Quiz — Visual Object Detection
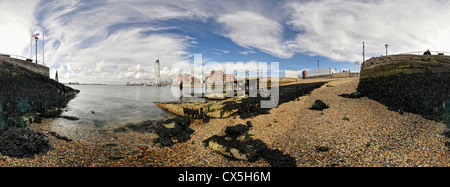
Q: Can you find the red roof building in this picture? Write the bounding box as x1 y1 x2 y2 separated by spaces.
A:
206 70 234 82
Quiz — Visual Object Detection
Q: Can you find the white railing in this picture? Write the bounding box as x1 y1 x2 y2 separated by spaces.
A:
399 51 450 56
0 52 46 66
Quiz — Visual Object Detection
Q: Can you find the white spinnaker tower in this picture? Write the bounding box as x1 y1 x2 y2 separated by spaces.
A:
155 56 160 85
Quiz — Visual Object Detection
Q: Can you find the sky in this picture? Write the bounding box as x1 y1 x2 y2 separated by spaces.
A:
1 0 450 84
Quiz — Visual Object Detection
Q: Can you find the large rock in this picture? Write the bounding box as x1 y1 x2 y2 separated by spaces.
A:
224 122 252 140
203 135 263 161
358 72 450 120
114 116 194 147
310 100 329 111
0 127 51 158
207 138 254 161
203 122 296 167
339 92 363 99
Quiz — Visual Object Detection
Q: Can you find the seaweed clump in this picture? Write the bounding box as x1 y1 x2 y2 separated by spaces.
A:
113 116 194 147
0 126 52 158
203 121 296 167
358 72 450 121
221 82 326 119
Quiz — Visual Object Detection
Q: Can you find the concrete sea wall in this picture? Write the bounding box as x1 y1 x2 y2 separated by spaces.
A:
0 59 78 129
360 54 450 79
358 54 450 121
0 55 49 77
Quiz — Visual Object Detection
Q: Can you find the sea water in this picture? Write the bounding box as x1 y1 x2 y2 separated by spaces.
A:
54 85 204 128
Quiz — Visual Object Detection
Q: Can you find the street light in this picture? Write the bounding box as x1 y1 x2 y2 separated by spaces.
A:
363 42 365 62
34 36 39 63
385 44 389 56
317 60 320 70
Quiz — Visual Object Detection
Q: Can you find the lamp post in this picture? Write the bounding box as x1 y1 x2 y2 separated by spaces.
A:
34 36 39 63
385 44 389 56
363 42 365 62
317 60 320 70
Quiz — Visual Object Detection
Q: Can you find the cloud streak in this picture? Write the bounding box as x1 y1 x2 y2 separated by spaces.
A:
285 0 450 61
37 0 199 83
217 11 295 59
0 0 40 56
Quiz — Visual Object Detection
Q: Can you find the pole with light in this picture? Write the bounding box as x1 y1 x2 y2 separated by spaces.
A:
385 44 389 56
362 42 365 62
34 36 39 63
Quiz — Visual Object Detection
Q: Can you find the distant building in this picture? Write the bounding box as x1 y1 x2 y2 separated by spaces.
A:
285 70 300 78
206 70 234 82
177 73 191 83
304 68 336 78
190 77 200 83
177 73 200 83
303 68 359 79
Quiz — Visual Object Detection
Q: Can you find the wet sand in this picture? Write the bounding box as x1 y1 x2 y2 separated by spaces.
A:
1 77 449 167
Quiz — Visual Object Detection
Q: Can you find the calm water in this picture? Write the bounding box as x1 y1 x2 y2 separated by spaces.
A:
56 85 203 128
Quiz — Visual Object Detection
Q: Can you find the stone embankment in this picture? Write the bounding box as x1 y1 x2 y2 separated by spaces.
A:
0 59 79 158
360 54 450 79
358 54 450 122
0 55 49 77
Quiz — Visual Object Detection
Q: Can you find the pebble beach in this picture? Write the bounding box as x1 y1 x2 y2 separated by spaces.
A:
1 77 449 167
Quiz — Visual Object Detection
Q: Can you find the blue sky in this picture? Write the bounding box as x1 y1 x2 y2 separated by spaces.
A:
1 0 450 83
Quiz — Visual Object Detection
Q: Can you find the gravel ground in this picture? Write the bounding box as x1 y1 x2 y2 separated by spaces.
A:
1 77 449 167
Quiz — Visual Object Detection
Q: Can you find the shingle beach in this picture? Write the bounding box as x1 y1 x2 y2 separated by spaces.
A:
1 77 449 167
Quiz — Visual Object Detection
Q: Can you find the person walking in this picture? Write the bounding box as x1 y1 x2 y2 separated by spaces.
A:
179 81 183 103
423 49 432 55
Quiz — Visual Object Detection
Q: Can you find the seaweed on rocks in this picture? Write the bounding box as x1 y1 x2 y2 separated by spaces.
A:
0 59 78 158
182 107 210 122
203 122 296 167
0 60 79 129
48 131 73 142
309 100 329 111
0 126 52 158
358 73 450 121
114 116 194 147
224 124 251 139
339 92 363 99
221 82 326 119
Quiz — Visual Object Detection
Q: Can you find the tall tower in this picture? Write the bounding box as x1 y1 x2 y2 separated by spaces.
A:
154 54 161 86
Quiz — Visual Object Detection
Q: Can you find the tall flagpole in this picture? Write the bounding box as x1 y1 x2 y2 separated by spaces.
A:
30 34 33 59
35 36 38 63
42 27 45 65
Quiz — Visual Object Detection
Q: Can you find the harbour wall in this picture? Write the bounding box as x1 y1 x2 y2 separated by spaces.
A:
358 54 450 121
0 55 49 77
360 54 450 79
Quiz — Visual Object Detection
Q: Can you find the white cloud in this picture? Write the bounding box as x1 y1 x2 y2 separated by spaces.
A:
57 29 193 83
239 50 256 55
285 0 450 62
36 1 197 83
95 61 107 73
0 0 40 56
217 11 295 59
